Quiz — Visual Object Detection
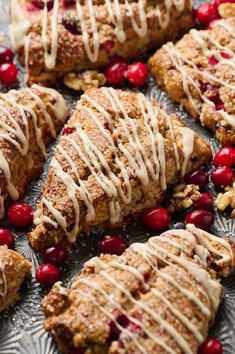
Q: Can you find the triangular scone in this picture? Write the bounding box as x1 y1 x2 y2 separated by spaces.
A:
42 225 235 354
0 246 31 312
0 86 69 218
10 0 193 85
29 88 211 252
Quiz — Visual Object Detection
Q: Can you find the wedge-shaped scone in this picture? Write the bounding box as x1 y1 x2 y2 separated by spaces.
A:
0 86 69 218
0 246 31 312
42 224 235 354
10 0 193 85
149 18 235 146
29 88 211 252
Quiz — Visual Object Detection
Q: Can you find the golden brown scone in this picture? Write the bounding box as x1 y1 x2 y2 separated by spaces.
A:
149 18 235 146
10 0 193 85
28 88 212 252
0 246 31 312
42 224 235 354
0 85 69 218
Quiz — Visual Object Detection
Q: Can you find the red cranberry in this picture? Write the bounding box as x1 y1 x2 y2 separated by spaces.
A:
140 207 170 231
211 166 235 188
0 228 15 248
32 0 54 10
200 81 210 93
208 55 218 66
42 245 66 266
109 55 126 65
198 338 223 354
194 193 214 211
0 63 18 85
99 236 128 255
207 18 221 29
101 39 114 51
213 147 235 167
185 170 208 188
36 264 61 286
105 61 127 85
185 210 214 230
62 126 76 135
221 51 232 59
8 202 33 227
208 88 224 111
196 3 218 26
0 46 14 65
214 0 235 6
126 62 148 86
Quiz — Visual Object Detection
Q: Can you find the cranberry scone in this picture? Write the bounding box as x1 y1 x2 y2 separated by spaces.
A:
149 18 235 146
28 88 211 252
9 0 194 85
0 246 31 312
42 224 235 354
0 86 69 218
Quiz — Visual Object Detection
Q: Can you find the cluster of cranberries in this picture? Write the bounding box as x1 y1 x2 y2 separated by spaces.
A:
105 56 148 87
195 0 235 28
0 46 18 85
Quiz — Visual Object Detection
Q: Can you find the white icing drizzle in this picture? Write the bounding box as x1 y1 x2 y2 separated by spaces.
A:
0 87 68 216
179 127 195 177
164 21 235 128
9 0 31 50
0 259 7 297
71 227 231 352
36 88 196 241
19 0 188 72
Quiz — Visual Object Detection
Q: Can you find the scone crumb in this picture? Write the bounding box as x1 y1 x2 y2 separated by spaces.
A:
215 182 235 216
218 3 235 18
64 70 107 91
167 183 200 213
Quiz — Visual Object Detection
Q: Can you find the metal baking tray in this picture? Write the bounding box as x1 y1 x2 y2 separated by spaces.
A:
0 1 235 353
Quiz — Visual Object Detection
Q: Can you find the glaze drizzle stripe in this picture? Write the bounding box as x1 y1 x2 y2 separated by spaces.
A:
0 260 7 298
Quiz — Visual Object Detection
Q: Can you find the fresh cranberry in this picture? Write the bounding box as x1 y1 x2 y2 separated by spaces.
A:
211 166 235 188
8 202 33 227
0 228 15 248
198 338 223 354
36 264 61 286
126 62 148 86
105 61 127 85
62 126 76 135
185 210 214 230
213 147 235 167
0 46 14 65
99 236 128 255
101 39 114 51
0 63 18 85
140 207 170 230
194 193 214 211
196 3 218 26
207 18 221 29
185 170 208 188
42 245 66 266
32 0 54 10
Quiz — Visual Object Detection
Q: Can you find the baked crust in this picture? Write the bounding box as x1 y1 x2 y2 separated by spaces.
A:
0 246 31 312
10 0 193 85
149 18 235 146
0 86 69 218
28 88 211 252
42 224 234 354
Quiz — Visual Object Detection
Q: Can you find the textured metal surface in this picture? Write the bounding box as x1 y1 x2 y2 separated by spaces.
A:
0 1 235 353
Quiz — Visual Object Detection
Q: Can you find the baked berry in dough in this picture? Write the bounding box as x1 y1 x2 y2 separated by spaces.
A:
9 0 194 85
42 224 235 354
149 18 235 146
29 88 211 252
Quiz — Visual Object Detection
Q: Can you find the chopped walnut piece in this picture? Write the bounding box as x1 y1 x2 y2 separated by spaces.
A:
167 183 201 213
215 181 235 216
218 3 235 18
63 70 107 91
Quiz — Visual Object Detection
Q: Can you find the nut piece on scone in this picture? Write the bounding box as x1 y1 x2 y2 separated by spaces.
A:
0 85 69 219
149 18 235 146
0 246 31 312
42 224 235 354
28 88 211 252
9 0 194 85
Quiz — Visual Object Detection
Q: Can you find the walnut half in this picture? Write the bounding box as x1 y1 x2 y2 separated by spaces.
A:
215 182 235 217
64 70 107 91
167 183 201 213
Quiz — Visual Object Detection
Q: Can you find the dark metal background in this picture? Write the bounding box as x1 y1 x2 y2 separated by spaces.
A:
0 1 235 353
